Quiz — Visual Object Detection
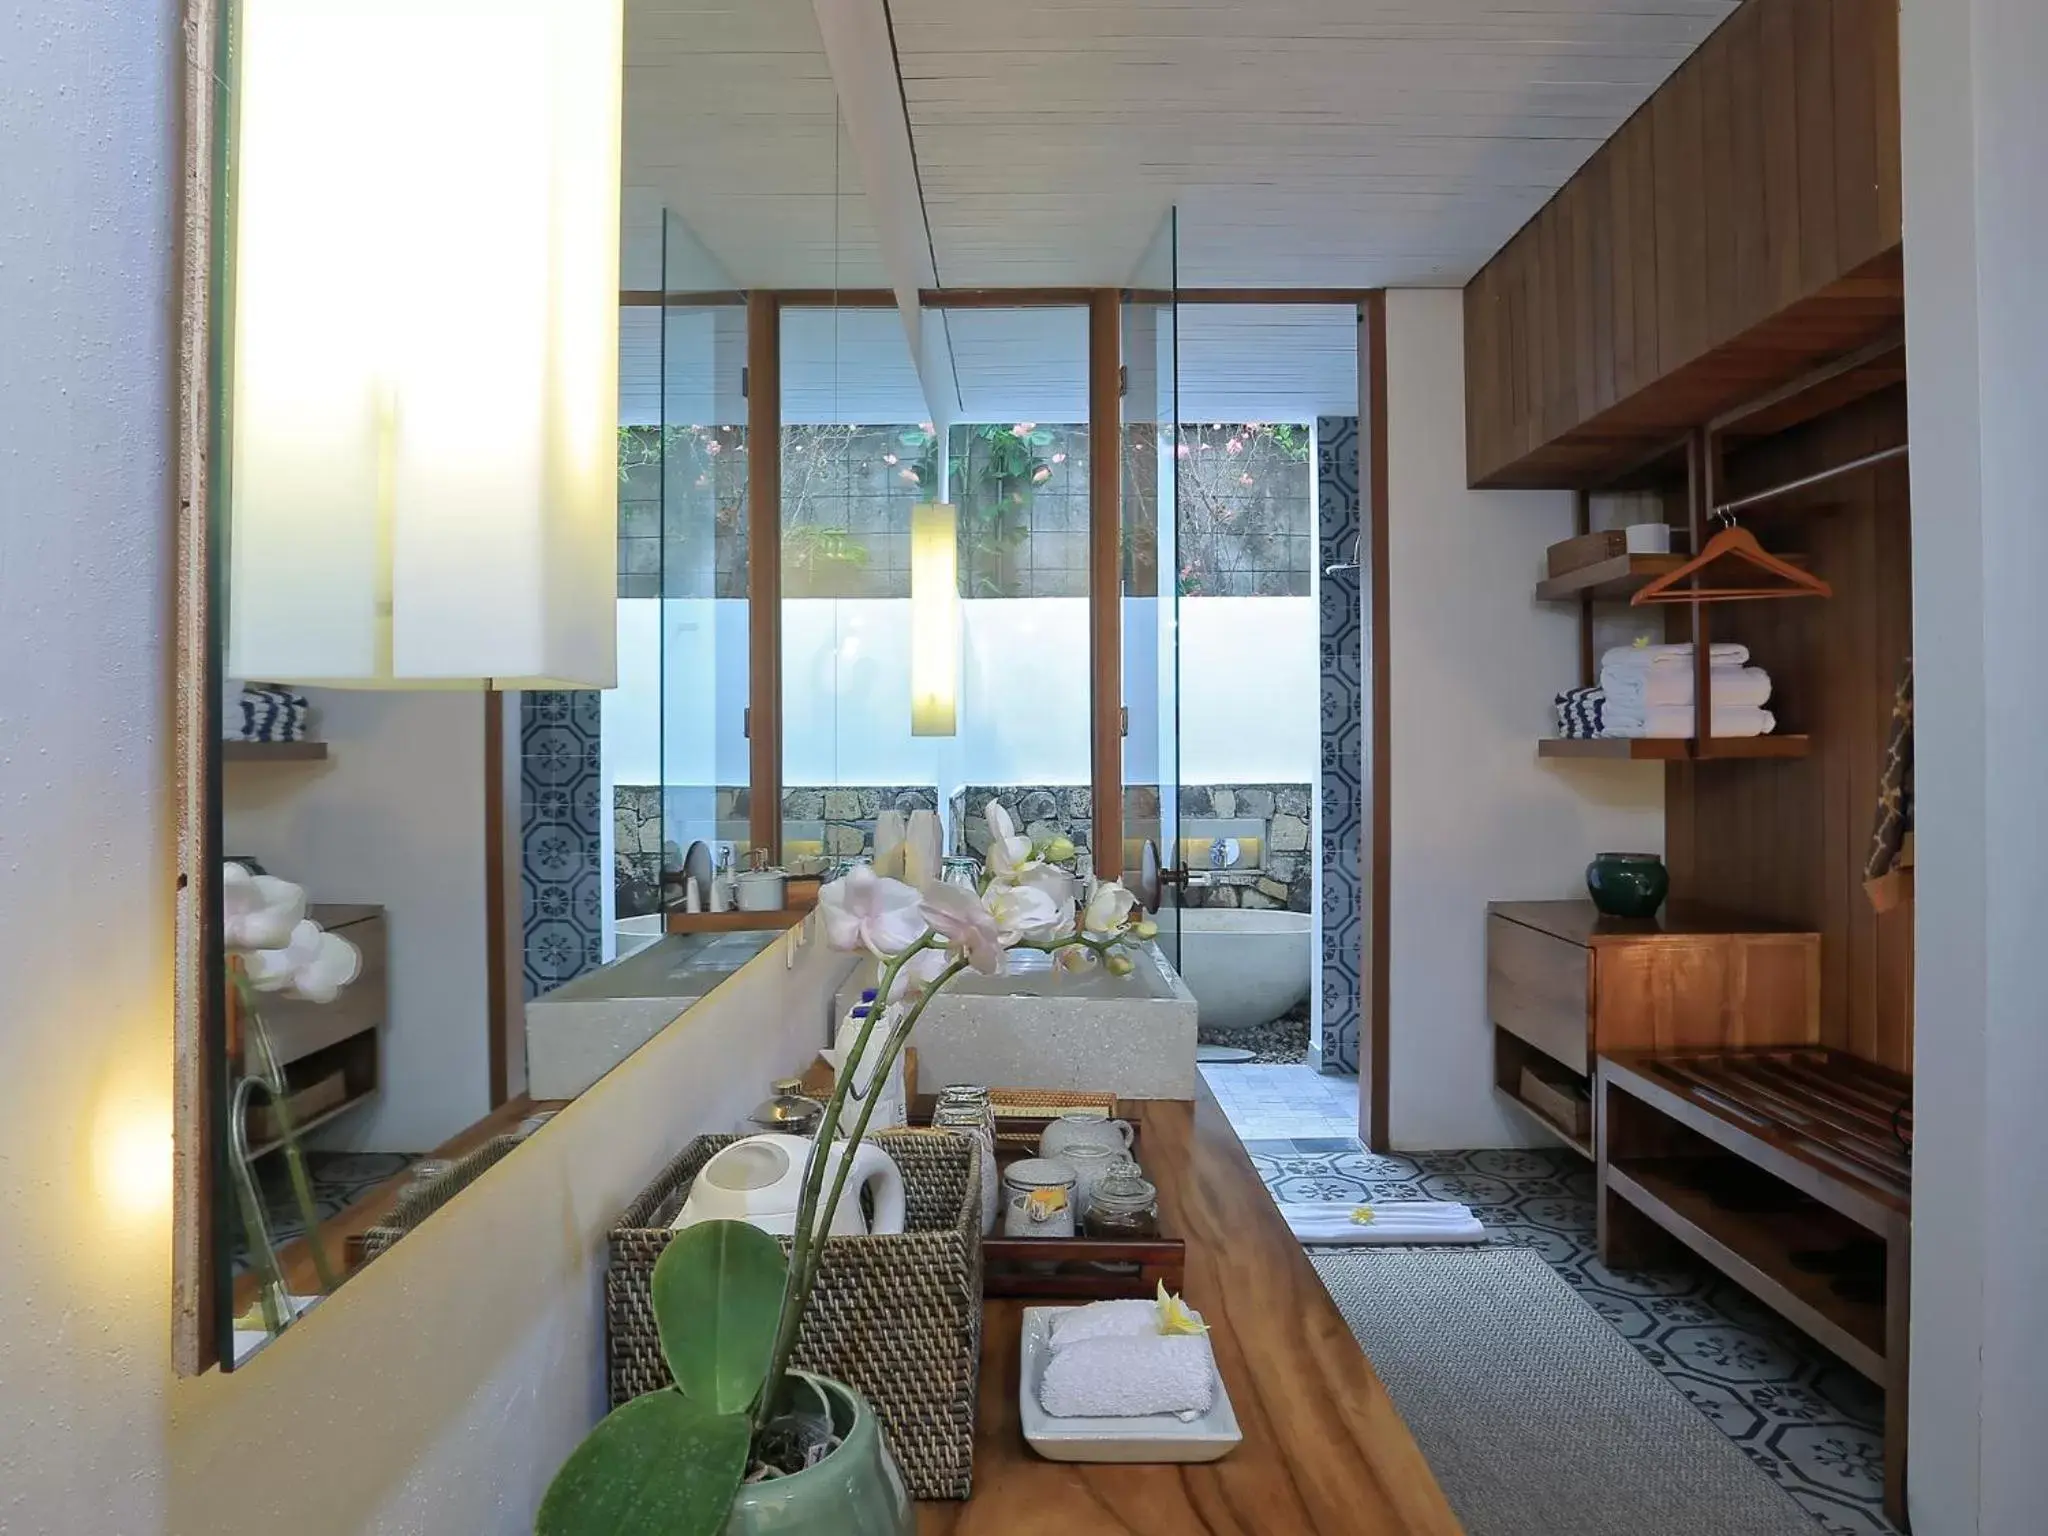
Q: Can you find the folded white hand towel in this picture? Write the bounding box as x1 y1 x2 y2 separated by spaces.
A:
1602 665 1773 710
1604 705 1776 739
1038 1333 1217 1420
1048 1299 1162 1352
1601 642 1749 673
1279 1201 1487 1246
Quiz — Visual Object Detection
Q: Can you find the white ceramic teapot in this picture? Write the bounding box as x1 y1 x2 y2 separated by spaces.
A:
671 1134 907 1238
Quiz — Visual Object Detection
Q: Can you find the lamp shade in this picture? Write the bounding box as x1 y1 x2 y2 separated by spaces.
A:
909 502 959 736
226 0 623 689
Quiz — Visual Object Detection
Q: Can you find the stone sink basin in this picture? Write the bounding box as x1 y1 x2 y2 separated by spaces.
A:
835 943 1198 1100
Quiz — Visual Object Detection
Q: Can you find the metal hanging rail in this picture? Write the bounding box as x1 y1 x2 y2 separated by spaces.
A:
1712 442 1909 519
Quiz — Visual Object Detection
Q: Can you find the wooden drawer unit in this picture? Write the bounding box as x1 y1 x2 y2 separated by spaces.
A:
1485 901 1820 1154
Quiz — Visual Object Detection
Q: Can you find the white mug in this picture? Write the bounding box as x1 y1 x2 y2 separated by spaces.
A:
1038 1110 1135 1161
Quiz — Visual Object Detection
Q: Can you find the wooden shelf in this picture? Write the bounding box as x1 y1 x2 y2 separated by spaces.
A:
225 740 329 762
1540 735 1810 761
246 1087 377 1159
664 907 808 935
1494 1086 1593 1159
1607 1157 1886 1379
1535 554 1687 603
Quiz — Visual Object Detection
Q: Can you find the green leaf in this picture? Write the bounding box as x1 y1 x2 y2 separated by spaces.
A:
653 1219 788 1415
535 1392 748 1536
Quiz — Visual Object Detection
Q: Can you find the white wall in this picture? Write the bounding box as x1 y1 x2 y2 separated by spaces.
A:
224 690 492 1152
1900 1 2048 1529
0 7 176 1526
1382 288 1665 1151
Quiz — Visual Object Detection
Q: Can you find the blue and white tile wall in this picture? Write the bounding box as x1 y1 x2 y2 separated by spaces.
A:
1317 415 1362 1075
521 690 604 1000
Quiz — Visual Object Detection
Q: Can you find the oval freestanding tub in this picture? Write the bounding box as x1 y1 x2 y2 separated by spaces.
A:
1173 906 1313 1032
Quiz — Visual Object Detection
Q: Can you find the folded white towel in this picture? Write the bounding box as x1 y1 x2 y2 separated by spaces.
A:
1279 1201 1487 1246
1038 1333 1217 1420
1604 705 1776 739
1602 665 1773 710
1601 642 1749 673
1048 1299 1162 1352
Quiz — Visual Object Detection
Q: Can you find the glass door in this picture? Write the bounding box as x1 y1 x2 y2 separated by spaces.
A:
1120 211 1179 967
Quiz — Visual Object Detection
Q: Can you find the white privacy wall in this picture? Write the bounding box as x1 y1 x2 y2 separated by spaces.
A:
1899 0 2048 1529
607 594 1322 796
1381 288 1665 1151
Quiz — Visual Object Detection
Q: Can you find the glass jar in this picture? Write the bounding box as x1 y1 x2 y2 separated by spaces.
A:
1082 1168 1160 1240
933 1086 998 1236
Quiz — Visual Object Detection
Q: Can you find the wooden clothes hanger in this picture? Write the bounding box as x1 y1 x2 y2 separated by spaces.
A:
1630 517 1833 606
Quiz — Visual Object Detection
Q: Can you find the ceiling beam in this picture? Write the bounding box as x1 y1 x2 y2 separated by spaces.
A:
810 0 956 431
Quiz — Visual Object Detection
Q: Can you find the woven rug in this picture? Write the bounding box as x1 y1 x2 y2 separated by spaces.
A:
1312 1247 1820 1536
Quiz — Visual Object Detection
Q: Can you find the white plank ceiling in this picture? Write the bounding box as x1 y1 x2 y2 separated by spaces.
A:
889 0 1736 286
624 0 1734 291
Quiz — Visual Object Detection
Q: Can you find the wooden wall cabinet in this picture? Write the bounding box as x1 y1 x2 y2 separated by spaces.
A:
1486 901 1820 1152
1464 0 1903 488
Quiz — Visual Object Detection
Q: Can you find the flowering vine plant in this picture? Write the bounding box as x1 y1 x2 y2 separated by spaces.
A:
538 802 1156 1536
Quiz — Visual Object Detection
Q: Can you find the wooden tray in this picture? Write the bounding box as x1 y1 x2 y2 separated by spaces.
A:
977 1125 1187 1299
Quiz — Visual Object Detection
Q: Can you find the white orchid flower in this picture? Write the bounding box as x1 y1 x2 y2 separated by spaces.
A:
885 947 949 1001
243 918 362 1003
985 880 1066 944
983 799 1033 877
919 881 1006 974
223 862 305 952
818 865 928 958
1082 879 1139 938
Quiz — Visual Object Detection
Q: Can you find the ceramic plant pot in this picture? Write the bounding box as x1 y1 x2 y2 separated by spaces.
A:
723 1374 914 1536
1585 852 1669 920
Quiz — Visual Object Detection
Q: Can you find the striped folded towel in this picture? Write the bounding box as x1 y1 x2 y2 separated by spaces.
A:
231 684 313 743
1554 686 1606 739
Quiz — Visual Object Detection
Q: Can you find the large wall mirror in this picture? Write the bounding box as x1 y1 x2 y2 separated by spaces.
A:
180 0 932 1371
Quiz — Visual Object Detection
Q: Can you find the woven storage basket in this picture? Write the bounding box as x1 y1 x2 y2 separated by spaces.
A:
609 1129 982 1500
356 1134 523 1262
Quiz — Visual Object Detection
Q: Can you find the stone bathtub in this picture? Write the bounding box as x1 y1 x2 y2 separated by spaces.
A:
836 943 1199 1099
1174 906 1313 1031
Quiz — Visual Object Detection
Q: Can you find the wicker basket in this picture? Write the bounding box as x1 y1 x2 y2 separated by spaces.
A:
353 1133 525 1263
609 1129 983 1500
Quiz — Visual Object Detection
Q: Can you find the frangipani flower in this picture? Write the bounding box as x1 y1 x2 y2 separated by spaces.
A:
1155 1280 1210 1336
819 865 926 957
920 882 1005 974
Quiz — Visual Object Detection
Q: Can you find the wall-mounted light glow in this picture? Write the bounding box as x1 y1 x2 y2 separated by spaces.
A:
909 502 959 736
92 1086 172 1224
226 0 624 689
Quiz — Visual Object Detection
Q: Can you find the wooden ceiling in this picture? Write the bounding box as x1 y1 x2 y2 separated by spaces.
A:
624 0 1737 291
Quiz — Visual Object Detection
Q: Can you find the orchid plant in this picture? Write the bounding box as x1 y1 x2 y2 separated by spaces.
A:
223 863 363 1337
538 802 1156 1536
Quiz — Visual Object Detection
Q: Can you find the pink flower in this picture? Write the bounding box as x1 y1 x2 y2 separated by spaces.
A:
920 883 1005 974
819 866 928 958
1175 443 1191 459
883 452 898 465
887 948 949 1000
1012 422 1037 436
1227 438 1244 455
706 440 722 454
1051 452 1066 465
986 881 1066 944
1240 473 1254 486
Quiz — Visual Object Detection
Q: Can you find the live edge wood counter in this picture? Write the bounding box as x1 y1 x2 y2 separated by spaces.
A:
917 1084 1463 1536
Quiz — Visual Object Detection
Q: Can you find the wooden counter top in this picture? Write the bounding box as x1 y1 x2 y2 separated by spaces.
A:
917 1084 1463 1535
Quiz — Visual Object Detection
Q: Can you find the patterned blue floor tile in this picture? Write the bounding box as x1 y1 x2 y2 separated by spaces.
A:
1252 1144 1897 1536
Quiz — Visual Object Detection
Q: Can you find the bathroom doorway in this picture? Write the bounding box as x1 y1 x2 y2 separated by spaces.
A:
1151 303 1370 1144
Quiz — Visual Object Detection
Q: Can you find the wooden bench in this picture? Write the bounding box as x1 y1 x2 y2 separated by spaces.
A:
1597 1047 1911 1526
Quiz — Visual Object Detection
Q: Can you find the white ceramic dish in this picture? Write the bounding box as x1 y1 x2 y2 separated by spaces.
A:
1018 1306 1242 1464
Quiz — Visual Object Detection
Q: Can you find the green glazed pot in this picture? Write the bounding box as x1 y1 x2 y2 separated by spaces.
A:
723 1374 914 1536
1585 852 1669 920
